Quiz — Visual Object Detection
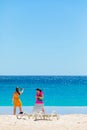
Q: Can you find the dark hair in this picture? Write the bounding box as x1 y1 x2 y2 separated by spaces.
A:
36 88 42 92
16 87 20 95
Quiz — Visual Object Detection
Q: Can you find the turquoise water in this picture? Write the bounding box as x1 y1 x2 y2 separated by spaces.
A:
0 76 87 106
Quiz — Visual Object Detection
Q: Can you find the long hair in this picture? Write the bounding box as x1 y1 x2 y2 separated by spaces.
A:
16 87 20 95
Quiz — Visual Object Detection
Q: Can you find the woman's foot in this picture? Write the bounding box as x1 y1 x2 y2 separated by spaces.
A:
19 112 23 114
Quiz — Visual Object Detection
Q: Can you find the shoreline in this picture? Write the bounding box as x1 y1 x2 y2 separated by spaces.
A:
0 106 87 115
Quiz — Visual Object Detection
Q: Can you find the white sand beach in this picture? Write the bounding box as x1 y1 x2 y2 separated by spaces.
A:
0 114 87 130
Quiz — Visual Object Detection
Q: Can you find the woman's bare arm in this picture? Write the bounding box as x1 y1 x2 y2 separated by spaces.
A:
20 88 24 95
12 94 14 103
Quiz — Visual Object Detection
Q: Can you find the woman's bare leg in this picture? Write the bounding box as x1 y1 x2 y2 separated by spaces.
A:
13 107 16 115
42 107 45 114
19 106 22 113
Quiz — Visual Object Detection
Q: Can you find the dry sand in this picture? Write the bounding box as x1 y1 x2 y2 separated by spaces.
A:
0 114 87 130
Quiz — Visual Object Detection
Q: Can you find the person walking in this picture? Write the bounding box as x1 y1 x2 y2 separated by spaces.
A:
12 87 24 115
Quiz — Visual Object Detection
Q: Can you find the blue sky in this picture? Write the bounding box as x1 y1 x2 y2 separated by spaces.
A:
0 0 87 75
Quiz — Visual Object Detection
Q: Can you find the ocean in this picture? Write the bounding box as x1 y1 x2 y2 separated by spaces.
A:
0 76 87 106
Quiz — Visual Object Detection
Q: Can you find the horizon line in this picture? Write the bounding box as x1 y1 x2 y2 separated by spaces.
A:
0 75 87 77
